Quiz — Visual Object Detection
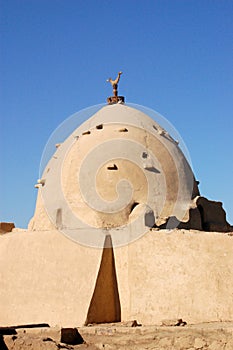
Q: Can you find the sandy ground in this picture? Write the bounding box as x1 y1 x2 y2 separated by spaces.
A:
2 322 233 350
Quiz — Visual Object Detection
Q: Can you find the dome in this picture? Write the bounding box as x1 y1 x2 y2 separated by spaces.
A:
30 103 200 247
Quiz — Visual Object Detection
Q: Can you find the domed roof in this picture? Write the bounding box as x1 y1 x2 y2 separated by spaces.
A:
31 103 199 247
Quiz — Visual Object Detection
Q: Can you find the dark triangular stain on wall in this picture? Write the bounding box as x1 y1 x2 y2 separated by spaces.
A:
85 235 121 324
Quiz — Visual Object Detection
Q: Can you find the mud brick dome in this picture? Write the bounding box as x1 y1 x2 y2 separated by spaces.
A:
29 103 231 243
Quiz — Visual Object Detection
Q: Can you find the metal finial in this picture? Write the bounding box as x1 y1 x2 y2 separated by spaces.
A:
106 71 125 104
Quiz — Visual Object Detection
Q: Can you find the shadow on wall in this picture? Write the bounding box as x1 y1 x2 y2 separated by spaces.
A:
157 196 232 232
85 235 121 325
0 335 8 350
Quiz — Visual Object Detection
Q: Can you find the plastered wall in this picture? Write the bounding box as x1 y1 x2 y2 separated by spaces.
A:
0 229 232 327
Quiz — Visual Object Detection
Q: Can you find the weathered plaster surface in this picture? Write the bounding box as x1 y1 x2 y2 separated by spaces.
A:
0 230 102 327
115 229 233 325
1 229 232 326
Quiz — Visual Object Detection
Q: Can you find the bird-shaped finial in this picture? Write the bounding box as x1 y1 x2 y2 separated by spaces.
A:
106 71 125 104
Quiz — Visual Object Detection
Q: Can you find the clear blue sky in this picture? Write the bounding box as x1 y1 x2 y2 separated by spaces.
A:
1 0 232 228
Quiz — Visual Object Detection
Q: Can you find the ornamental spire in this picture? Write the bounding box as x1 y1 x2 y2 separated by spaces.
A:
106 71 125 104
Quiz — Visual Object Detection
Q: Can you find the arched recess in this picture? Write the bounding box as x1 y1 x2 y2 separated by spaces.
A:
85 235 121 325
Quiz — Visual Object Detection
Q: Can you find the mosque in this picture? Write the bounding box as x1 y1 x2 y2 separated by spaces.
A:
0 73 232 327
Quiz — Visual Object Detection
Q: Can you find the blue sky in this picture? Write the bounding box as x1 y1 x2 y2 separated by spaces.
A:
1 0 232 227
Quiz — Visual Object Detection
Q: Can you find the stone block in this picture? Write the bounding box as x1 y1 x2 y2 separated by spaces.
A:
0 222 15 234
60 327 84 345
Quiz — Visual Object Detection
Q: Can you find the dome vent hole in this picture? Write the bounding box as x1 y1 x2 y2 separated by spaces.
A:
107 164 118 170
96 124 103 129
